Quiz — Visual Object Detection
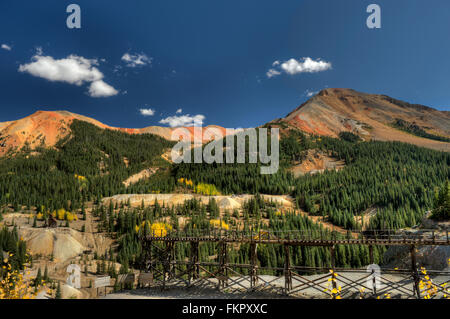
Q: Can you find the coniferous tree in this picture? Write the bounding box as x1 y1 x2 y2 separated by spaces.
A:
55 282 61 299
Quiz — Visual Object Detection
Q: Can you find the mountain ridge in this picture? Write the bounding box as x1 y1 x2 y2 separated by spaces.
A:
273 88 450 152
1 88 450 155
0 110 230 156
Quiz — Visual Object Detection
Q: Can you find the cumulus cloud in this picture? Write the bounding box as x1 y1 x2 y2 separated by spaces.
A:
267 57 332 78
1 44 12 51
281 58 331 74
139 108 156 116
176 108 182 114
18 52 118 97
19 54 102 85
121 53 151 67
159 114 205 127
88 80 118 98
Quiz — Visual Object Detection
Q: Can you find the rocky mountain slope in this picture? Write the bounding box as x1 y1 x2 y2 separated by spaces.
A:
0 110 229 156
272 88 450 151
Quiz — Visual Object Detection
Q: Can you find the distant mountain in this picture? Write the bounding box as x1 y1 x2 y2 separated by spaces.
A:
270 88 450 152
0 110 229 156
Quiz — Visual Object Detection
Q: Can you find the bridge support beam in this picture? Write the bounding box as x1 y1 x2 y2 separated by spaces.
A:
218 241 228 289
189 241 200 285
162 241 175 290
250 242 258 290
410 245 421 299
330 245 338 298
369 245 374 264
140 239 154 288
143 239 153 272
284 244 292 294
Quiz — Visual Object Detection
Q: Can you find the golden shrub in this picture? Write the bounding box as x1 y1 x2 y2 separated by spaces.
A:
194 183 221 196
0 254 48 299
135 221 172 237
209 219 229 230
74 174 87 182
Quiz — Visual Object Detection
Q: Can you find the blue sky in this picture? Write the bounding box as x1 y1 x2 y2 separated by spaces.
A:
0 0 449 129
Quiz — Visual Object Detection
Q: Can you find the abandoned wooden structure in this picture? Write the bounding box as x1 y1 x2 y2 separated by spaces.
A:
139 229 450 299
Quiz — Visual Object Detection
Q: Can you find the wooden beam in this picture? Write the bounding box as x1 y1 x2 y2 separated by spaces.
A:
189 241 199 285
410 245 421 299
369 245 374 264
330 245 337 298
250 242 258 290
284 244 292 294
218 241 228 289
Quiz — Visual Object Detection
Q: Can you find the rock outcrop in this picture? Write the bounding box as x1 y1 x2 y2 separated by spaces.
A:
102 193 293 211
273 88 450 152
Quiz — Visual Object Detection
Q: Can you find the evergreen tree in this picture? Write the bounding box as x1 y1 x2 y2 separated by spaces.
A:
55 282 61 299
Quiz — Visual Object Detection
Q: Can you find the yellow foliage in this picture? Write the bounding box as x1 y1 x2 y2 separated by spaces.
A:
74 174 87 182
209 219 229 230
178 178 194 188
253 230 270 240
194 183 221 196
275 211 282 216
419 266 449 299
178 178 220 196
66 212 77 222
36 213 44 220
0 254 48 299
151 223 172 237
324 270 342 299
52 208 77 221
57 208 66 220
135 221 172 237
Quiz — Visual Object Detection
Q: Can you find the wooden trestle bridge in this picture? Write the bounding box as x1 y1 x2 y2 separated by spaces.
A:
138 229 450 299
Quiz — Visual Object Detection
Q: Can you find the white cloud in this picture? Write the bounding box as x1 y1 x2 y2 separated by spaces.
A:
159 114 205 127
88 80 118 98
266 69 281 78
140 108 156 116
304 89 319 97
176 108 182 114
121 53 151 67
281 57 331 74
19 54 102 85
1 44 12 51
18 52 118 98
267 57 332 78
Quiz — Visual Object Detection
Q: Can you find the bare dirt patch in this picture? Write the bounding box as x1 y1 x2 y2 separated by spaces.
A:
290 149 345 177
122 167 159 187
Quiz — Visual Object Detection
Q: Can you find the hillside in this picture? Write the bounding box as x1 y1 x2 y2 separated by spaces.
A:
272 88 450 152
0 110 229 156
